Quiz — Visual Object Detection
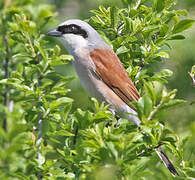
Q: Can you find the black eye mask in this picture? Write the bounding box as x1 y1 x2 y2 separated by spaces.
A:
57 24 88 38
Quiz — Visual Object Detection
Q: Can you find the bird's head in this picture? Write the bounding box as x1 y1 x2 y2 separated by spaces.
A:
47 19 108 53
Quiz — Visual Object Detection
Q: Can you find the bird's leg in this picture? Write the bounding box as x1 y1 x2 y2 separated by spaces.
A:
105 108 121 128
105 108 114 127
105 120 111 127
105 108 116 127
114 115 121 128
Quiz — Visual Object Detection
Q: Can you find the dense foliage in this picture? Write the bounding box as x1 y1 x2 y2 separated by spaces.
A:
0 0 194 179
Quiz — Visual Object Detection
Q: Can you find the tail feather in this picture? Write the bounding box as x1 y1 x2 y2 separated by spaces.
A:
155 146 179 176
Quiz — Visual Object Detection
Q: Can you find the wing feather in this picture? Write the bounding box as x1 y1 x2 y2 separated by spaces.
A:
90 49 139 107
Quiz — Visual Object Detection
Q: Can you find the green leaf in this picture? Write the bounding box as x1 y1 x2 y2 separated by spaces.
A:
172 19 195 34
116 46 129 55
139 95 153 118
38 8 53 18
144 82 156 105
155 51 169 59
46 151 60 160
0 78 33 92
160 24 169 36
160 99 186 110
122 16 133 33
168 35 185 40
82 140 100 149
162 89 177 100
143 96 153 117
191 65 195 74
161 12 176 23
155 69 173 78
60 54 73 61
42 118 50 135
153 0 165 13
176 9 188 17
110 6 118 29
55 130 74 136
50 97 73 110
0 127 8 141
34 40 47 61
164 0 177 9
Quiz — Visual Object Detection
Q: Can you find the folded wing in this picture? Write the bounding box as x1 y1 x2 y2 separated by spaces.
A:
90 48 139 107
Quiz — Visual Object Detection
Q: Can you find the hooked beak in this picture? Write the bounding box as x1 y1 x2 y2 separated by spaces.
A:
47 29 62 37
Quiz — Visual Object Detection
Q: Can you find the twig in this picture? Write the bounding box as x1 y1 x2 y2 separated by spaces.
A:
73 126 79 145
2 20 10 131
27 35 36 57
37 53 43 180
134 0 142 10
148 101 163 120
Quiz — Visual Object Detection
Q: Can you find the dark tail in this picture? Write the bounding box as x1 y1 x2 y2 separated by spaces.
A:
155 146 179 177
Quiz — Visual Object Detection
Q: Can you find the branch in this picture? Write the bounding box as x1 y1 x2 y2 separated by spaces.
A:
37 53 43 180
2 18 10 131
73 126 79 145
148 101 163 120
134 0 142 10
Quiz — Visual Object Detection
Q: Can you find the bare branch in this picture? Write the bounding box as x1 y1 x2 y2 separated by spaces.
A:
134 0 142 10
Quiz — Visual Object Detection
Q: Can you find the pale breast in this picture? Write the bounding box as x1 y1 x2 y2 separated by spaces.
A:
72 55 126 111
72 47 105 102
72 47 141 126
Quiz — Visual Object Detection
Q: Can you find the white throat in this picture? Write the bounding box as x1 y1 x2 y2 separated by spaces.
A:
60 34 88 54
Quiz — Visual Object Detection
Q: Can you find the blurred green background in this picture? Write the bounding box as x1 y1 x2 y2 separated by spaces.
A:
47 0 195 160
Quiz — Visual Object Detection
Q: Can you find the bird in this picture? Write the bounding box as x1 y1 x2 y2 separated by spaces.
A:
47 19 178 176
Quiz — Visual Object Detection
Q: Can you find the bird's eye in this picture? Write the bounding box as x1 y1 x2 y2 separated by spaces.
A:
70 25 75 31
69 25 78 33
57 24 88 38
57 25 77 34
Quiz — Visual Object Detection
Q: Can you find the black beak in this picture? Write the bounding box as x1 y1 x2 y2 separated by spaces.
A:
47 29 62 37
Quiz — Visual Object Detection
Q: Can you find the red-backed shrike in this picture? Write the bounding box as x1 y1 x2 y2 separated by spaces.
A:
47 19 178 176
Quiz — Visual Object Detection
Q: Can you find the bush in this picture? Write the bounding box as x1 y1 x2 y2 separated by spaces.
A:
0 0 194 179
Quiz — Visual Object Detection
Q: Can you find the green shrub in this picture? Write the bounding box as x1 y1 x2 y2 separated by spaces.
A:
0 0 194 179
